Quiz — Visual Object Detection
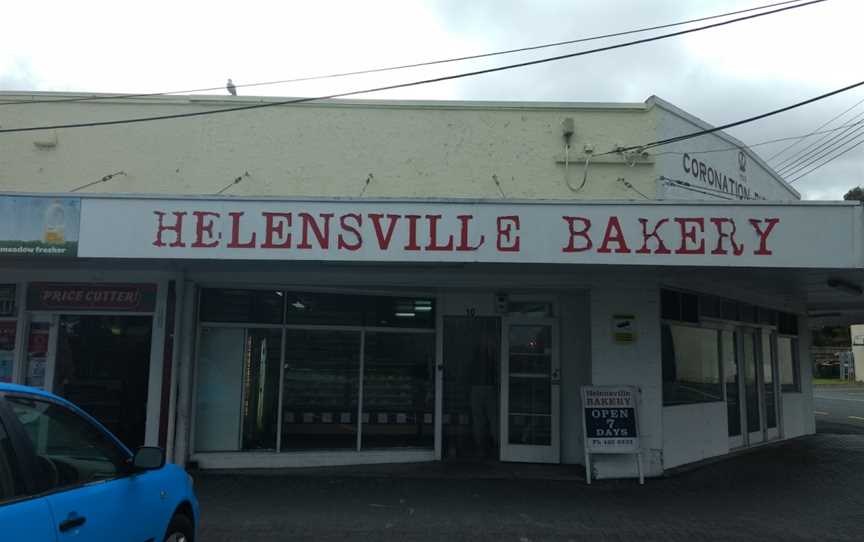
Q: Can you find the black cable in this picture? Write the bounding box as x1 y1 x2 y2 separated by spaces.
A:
0 0 827 135
778 114 864 174
659 176 738 200
0 0 813 107
782 125 864 179
649 119 864 158
608 76 864 157
788 131 864 183
766 94 864 164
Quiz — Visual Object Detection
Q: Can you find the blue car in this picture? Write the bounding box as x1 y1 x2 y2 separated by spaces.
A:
0 383 199 541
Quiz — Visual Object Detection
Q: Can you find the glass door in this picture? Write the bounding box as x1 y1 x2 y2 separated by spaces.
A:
741 328 764 445
500 318 559 463
763 329 780 441
723 330 744 449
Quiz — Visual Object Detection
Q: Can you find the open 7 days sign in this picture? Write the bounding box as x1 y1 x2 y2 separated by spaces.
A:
75 198 861 268
581 386 643 485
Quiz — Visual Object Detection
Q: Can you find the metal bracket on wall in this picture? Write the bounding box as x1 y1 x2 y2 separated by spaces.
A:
554 153 654 165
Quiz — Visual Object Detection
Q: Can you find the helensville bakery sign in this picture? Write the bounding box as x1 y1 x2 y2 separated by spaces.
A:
75 198 859 268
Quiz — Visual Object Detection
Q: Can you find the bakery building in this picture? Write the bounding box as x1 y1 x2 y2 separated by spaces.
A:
0 92 854 479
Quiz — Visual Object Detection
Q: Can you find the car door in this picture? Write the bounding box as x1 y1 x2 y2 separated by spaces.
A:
4 394 168 542
0 401 57 542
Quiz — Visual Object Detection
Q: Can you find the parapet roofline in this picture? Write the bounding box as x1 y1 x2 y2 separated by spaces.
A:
0 190 854 207
0 90 649 111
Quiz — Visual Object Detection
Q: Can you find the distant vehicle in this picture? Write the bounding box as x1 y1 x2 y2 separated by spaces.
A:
0 383 198 542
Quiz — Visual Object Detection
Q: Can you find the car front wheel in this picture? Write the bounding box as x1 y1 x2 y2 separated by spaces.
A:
164 513 194 542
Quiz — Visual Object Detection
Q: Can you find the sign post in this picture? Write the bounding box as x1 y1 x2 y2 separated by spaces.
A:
581 385 643 485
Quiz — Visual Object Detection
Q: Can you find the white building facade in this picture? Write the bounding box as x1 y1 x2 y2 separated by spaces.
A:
0 92 842 480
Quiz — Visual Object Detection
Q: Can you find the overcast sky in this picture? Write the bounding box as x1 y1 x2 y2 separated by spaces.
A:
1 0 861 200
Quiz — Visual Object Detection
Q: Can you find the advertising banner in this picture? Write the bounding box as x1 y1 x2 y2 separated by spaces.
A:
77 197 862 268
26 283 158 312
0 321 15 383
0 196 80 257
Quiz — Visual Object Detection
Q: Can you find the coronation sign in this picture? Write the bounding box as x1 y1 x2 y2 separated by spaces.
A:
76 198 860 268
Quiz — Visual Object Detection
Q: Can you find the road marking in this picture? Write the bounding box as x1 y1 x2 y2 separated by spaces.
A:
814 396 864 403
814 411 830 416
848 416 864 422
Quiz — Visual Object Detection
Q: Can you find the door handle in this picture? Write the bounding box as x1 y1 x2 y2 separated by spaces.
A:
59 515 86 532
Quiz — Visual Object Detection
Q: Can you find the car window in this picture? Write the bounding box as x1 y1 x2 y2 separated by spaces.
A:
6 396 129 493
0 418 25 502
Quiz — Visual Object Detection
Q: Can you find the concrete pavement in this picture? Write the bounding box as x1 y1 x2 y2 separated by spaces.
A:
195 433 864 541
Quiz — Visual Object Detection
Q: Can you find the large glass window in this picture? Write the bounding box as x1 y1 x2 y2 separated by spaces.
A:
662 324 722 406
194 327 281 452
282 330 360 450
195 289 436 454
362 332 435 449
199 289 284 324
778 336 801 392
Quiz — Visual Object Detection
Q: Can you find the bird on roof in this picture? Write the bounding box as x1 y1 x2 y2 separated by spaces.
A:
226 78 237 96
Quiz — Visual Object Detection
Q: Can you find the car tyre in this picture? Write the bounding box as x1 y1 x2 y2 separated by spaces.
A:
164 513 194 542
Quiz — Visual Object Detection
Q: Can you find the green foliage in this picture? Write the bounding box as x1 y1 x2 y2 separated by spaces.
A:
843 186 864 201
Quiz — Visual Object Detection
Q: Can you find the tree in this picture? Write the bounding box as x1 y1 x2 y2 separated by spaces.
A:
843 186 864 201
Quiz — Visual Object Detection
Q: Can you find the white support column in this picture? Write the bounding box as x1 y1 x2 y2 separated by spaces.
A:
144 280 169 447
172 280 198 466
165 276 185 460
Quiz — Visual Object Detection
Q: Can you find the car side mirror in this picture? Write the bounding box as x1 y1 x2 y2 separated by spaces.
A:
132 446 165 471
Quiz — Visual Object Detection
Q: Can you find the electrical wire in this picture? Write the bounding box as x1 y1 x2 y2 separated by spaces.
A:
778 113 864 174
606 76 864 157
649 119 864 158
782 124 864 178
788 131 864 183
765 94 864 163
69 171 126 192
0 0 814 107
659 176 739 200
617 178 650 199
0 0 827 135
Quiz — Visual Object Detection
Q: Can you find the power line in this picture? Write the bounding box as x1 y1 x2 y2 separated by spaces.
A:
0 0 827 134
608 75 864 157
765 94 864 163
649 119 864 158
789 134 864 183
786 127 864 181
0 0 814 107
778 111 864 174
659 176 738 200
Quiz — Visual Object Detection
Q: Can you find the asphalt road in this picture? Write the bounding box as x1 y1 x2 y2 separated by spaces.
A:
814 385 864 434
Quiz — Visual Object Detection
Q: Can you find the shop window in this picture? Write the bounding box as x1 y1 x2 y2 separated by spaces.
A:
0 285 15 317
284 292 435 329
506 301 554 318
778 336 801 392
660 289 698 323
0 321 15 383
361 332 435 449
284 292 365 326
778 312 799 335
662 323 722 406
199 289 284 324
195 327 281 452
281 330 361 451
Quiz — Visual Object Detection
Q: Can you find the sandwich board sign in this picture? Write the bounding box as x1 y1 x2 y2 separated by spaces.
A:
581 385 643 484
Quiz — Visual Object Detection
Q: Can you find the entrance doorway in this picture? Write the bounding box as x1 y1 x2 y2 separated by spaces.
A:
443 317 500 461
728 328 780 448
500 318 560 463
23 314 152 448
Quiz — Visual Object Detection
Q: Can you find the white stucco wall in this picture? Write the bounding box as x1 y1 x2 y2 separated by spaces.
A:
662 403 729 468
0 94 658 201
